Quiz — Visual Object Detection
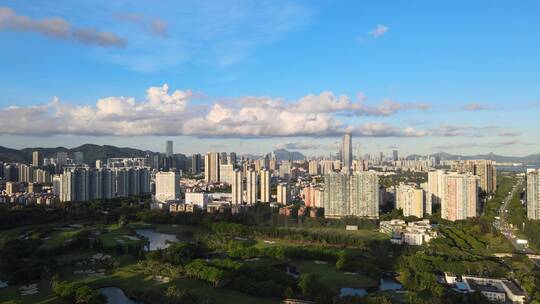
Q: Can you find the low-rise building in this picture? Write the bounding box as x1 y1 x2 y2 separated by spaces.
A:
379 219 437 245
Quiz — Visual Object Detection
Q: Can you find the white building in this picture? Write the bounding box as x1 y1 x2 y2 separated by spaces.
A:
259 169 270 203
246 169 258 205
185 192 210 208
232 170 243 205
155 171 181 203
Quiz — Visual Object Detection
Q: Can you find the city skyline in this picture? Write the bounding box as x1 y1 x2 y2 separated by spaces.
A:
1 1 540 156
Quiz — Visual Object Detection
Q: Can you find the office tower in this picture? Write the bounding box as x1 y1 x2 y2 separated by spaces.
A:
220 152 228 165
56 152 68 166
95 160 103 168
324 173 349 218
191 153 202 174
308 160 320 175
32 150 41 167
396 183 425 218
259 169 271 203
232 170 243 204
392 150 399 161
277 183 289 204
155 171 180 203
166 140 173 157
349 171 379 218
219 164 234 184
279 161 291 179
204 152 220 183
527 169 540 220
441 172 479 221
454 160 497 194
341 133 352 173
73 152 84 164
246 169 258 205
228 152 237 165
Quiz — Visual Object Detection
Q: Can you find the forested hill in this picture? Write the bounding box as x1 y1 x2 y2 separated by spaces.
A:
0 144 150 164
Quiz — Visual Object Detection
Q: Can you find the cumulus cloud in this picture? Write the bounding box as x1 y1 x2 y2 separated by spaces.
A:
0 6 125 47
368 24 389 38
290 92 430 116
116 13 168 38
0 85 431 138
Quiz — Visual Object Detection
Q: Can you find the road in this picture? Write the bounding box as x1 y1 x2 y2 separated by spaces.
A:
492 177 534 254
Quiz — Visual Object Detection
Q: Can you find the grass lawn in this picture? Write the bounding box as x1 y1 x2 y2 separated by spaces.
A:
39 229 82 250
76 264 280 304
97 227 146 248
293 260 377 289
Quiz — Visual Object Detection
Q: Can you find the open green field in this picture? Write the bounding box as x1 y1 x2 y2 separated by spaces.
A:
293 260 377 289
97 227 146 247
39 228 82 250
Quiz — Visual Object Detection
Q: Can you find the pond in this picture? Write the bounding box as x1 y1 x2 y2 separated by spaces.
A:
135 229 178 251
100 287 140 304
339 276 403 297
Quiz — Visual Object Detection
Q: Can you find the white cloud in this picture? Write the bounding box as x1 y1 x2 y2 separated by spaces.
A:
0 85 431 138
0 6 126 47
368 24 389 38
451 102 494 111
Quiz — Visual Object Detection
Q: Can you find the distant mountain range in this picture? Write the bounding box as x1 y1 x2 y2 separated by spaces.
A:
0 144 150 165
406 152 540 163
0 145 307 164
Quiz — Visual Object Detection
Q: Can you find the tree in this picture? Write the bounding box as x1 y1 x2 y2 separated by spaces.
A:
298 273 320 297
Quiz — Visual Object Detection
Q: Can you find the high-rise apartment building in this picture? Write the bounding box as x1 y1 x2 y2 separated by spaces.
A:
527 169 540 220
232 170 243 204
427 169 445 208
324 171 379 218
204 152 220 183
308 160 320 175
73 152 84 164
441 172 479 221
341 133 352 173
220 152 228 165
219 164 234 185
453 160 497 194
396 183 425 218
229 152 237 165
246 169 258 205
259 169 270 203
349 171 379 217
32 150 41 167
166 141 173 157
56 152 68 166
277 183 289 204
155 171 180 203
279 161 291 179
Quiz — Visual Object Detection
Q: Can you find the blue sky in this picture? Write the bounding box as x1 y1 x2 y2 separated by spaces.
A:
0 0 539 156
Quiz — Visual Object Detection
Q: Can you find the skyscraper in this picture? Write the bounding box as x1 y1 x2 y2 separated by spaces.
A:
219 164 234 184
454 160 497 194
204 152 220 183
323 173 349 218
392 150 399 161
232 170 243 204
259 169 270 203
166 140 173 157
155 171 180 203
308 160 320 175
32 150 41 167
527 169 540 220
73 151 84 164
341 133 352 173
246 169 258 205
191 153 202 174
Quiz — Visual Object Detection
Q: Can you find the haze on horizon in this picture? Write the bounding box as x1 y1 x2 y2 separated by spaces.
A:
1 0 539 157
